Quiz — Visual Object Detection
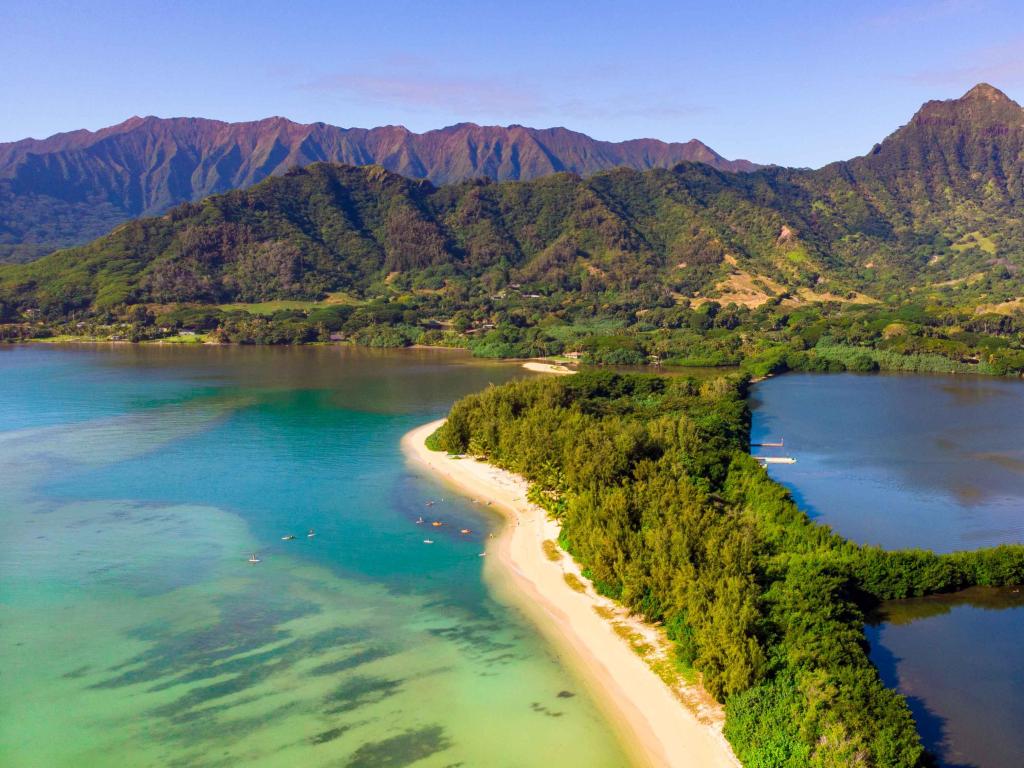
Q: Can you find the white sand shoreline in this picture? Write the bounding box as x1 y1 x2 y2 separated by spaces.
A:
402 420 739 768
521 360 576 375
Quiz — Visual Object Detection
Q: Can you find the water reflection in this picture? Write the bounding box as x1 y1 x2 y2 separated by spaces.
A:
751 371 1024 768
751 373 1024 551
866 588 1024 768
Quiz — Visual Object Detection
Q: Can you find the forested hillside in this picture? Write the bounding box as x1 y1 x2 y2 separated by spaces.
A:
1 85 1023 376
0 116 756 262
432 372 1024 766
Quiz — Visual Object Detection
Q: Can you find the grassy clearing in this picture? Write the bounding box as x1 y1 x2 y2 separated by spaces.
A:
951 230 997 255
156 333 207 344
563 573 587 593
651 652 698 686
33 334 94 343
976 297 1024 315
217 291 362 315
217 299 321 315
611 622 654 657
542 539 562 562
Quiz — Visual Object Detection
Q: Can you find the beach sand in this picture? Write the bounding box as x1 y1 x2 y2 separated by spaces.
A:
522 360 576 375
402 420 739 768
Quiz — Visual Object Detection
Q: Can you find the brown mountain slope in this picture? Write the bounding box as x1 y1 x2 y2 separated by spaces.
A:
6 84 1024 320
0 117 758 261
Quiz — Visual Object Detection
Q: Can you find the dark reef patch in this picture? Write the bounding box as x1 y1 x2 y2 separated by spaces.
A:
344 725 451 768
323 675 403 714
530 701 564 718
427 622 519 666
310 725 352 745
308 646 393 677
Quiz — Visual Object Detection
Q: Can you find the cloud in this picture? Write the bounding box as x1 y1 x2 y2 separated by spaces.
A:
903 38 1024 88
907 62 1024 88
300 72 540 116
864 0 987 29
552 97 707 123
299 66 708 131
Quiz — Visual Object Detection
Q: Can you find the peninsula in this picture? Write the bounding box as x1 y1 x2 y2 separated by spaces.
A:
403 419 739 768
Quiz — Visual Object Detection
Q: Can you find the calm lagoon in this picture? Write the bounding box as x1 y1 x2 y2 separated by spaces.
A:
0 345 632 768
753 373 1024 767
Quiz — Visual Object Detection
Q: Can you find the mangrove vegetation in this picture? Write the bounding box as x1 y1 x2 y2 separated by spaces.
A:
432 372 1024 767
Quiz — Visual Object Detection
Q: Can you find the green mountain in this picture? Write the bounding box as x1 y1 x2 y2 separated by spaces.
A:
1 84 1022 325
0 117 757 263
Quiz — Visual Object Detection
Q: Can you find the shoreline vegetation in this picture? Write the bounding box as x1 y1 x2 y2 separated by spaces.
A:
6 95 1024 384
4 313 1023 383
7 330 1024 386
420 370 1024 767
402 420 739 768
7 87 1024 380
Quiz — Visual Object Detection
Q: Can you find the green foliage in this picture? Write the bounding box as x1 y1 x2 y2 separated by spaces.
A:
724 675 811 767
813 343 999 375
0 157 1023 378
435 372 1024 766
424 427 444 452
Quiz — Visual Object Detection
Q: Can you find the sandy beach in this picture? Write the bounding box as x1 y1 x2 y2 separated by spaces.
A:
521 360 576 375
402 420 739 768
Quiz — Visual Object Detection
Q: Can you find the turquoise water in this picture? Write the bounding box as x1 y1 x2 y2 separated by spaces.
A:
0 345 633 768
752 373 1024 767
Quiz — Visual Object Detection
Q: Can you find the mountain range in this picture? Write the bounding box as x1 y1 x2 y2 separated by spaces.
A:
0 117 757 262
1 83 1022 320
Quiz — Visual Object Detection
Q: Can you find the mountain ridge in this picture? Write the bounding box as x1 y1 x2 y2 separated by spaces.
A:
2 82 1023 323
0 116 758 262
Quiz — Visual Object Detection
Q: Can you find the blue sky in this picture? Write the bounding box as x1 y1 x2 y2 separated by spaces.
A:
3 0 1022 167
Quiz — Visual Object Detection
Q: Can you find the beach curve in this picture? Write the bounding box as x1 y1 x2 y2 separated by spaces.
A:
402 419 740 768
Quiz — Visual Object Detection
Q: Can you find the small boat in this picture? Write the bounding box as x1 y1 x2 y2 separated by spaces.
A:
426 501 435 507
431 521 443 527
423 539 434 544
478 552 486 557
416 517 425 524
248 553 261 564
460 528 472 535
307 529 316 538
281 535 296 541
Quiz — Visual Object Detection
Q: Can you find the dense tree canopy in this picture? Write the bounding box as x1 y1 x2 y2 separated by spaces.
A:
433 372 1024 767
